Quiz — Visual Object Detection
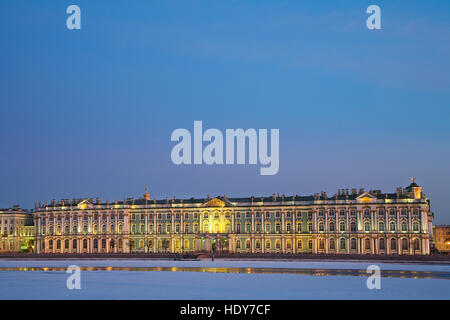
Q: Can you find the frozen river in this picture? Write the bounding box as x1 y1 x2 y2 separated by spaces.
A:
0 259 449 299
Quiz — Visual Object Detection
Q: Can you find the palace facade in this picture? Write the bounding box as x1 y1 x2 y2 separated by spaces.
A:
29 179 433 255
0 206 34 252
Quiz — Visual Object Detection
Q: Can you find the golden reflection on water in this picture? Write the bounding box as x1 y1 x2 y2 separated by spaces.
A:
0 266 448 280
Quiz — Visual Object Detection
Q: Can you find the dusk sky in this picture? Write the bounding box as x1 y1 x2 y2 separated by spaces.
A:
0 1 449 223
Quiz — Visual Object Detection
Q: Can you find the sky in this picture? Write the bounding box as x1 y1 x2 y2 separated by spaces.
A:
0 1 449 223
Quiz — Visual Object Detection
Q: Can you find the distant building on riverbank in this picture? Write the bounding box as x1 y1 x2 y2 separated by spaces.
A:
433 225 450 253
0 206 34 252
26 179 434 255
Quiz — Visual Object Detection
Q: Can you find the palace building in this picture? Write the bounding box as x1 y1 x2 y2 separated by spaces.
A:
0 205 34 252
29 179 434 255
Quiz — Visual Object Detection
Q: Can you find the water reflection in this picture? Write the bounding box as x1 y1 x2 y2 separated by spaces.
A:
0 266 448 280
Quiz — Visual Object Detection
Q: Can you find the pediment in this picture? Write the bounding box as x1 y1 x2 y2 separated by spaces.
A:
202 197 228 208
77 199 93 209
356 193 376 203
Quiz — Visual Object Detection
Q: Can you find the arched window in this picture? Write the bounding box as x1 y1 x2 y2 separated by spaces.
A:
275 222 281 233
297 239 302 249
255 222 261 233
308 239 313 250
149 223 153 233
235 222 241 234
236 239 241 249
275 239 281 249
245 222 251 233
265 222 271 233
402 238 408 250
256 240 261 249
319 239 325 250
286 222 291 233
93 239 98 249
390 222 396 232
350 222 356 232
56 240 61 250
83 239 88 249
379 238 385 250
365 238 370 250
414 238 420 251
72 239 77 249
351 238 357 250
184 223 189 234
329 222 335 232
329 238 335 250
297 222 302 233
265 240 271 249
401 222 408 232
176 223 181 233
390 238 397 250
379 222 385 232
166 223 172 233
102 238 106 249
340 238 346 250
245 239 251 249
364 222 370 232
339 222 345 232
318 222 324 232
286 239 292 249
413 222 419 232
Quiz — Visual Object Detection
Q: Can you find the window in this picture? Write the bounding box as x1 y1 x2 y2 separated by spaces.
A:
286 222 291 233
413 221 419 232
339 222 345 232
329 222 335 232
236 240 241 249
286 240 292 249
379 222 385 232
414 238 420 251
308 240 313 250
318 222 324 232
276 211 281 218
340 210 346 217
297 222 302 233
379 238 385 250
308 223 312 232
364 222 370 232
401 222 408 232
184 223 189 233
275 222 281 233
390 222 396 232
350 222 356 232
265 212 270 219
275 240 281 249
365 238 370 250
340 238 346 250
318 210 324 217
265 240 271 249
286 212 291 218
401 238 408 250
236 223 241 234
166 223 171 233
256 222 261 233
391 238 397 250
245 222 251 233
329 238 335 250
351 238 357 250
246 239 251 249
256 240 261 249
265 222 270 233
297 239 302 249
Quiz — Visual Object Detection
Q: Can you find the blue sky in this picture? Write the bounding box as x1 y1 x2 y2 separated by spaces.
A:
0 1 449 223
